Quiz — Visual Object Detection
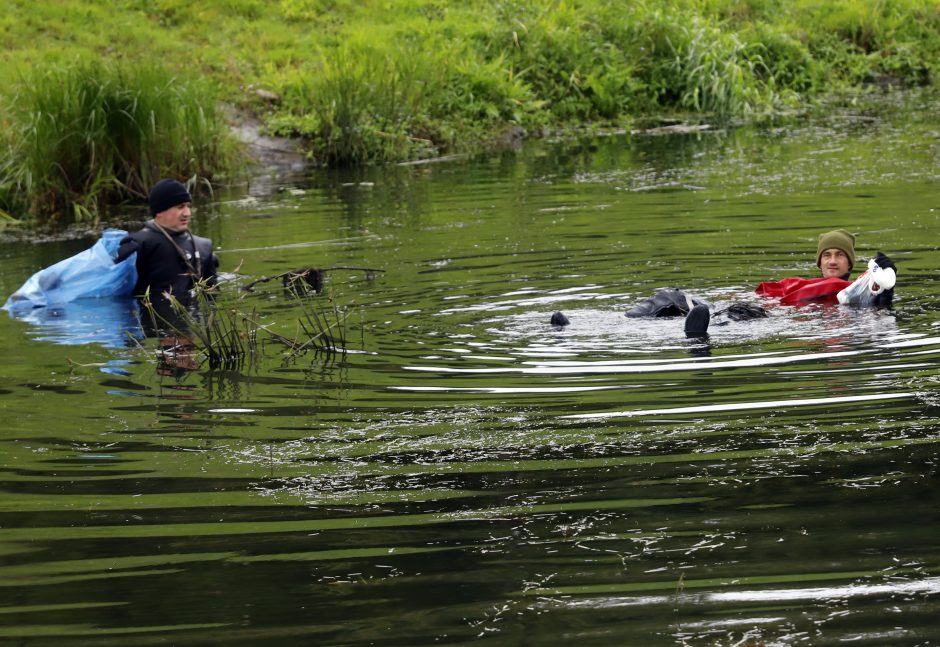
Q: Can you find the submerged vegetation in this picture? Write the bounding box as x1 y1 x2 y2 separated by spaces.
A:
142 279 349 372
1 0 939 225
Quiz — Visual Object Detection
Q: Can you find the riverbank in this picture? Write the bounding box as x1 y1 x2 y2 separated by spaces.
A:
2 0 938 226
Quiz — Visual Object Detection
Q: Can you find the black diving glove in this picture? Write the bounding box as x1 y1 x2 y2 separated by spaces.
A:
873 251 897 273
872 251 897 308
873 287 894 308
114 238 140 264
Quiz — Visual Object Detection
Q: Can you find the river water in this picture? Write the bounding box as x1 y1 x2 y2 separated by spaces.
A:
1 94 939 645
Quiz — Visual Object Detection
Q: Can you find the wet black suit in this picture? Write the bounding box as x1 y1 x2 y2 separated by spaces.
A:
114 220 218 333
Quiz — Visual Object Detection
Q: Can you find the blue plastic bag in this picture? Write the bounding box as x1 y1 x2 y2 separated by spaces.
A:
3 228 137 312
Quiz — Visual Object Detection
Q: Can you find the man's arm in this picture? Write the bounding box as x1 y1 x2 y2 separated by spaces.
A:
114 235 140 264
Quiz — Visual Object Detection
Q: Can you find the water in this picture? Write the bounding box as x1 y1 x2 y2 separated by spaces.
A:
2 94 940 645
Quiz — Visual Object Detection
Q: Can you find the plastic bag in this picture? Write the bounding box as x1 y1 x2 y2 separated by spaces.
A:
837 258 897 307
3 229 137 312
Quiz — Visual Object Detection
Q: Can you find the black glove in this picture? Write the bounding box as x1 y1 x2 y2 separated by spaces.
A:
114 237 140 264
870 252 896 308
873 287 894 308
873 251 897 273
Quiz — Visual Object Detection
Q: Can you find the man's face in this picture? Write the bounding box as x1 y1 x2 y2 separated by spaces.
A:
820 248 850 278
154 203 192 232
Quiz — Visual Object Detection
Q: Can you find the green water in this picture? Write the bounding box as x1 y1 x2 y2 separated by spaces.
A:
1 94 939 645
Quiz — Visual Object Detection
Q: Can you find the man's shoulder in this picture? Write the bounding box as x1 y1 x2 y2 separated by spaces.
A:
126 220 162 242
191 233 214 251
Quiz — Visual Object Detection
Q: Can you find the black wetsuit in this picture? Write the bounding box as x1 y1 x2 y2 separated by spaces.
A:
114 220 218 331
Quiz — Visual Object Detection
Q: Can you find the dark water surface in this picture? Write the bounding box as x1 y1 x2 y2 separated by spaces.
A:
2 96 939 645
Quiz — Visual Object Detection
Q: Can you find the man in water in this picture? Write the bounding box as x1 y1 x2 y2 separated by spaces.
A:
756 229 896 308
551 228 896 335
115 178 219 332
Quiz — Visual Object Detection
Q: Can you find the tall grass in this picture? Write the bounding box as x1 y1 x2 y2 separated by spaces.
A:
798 0 940 86
464 3 785 124
490 4 642 121
1 0 939 180
0 62 241 226
267 0 939 165
636 12 773 115
272 43 445 165
268 37 546 165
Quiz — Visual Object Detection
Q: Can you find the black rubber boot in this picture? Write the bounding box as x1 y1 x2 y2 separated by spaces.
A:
550 311 570 327
684 304 710 337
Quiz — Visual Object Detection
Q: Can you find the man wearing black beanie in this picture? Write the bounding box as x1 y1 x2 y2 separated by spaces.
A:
115 179 218 332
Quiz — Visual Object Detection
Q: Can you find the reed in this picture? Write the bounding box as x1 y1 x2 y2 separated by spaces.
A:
0 62 240 227
278 280 348 364
141 279 348 372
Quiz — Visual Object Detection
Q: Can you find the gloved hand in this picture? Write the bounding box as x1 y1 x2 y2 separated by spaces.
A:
873 251 897 273
113 238 140 264
872 252 897 308
872 287 894 308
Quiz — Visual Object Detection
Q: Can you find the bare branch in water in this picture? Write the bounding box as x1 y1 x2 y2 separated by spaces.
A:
241 266 385 292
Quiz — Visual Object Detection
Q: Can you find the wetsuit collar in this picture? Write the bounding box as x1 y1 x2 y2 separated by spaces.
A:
144 219 186 237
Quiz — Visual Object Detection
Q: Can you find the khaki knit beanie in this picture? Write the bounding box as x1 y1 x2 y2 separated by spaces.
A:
816 229 856 270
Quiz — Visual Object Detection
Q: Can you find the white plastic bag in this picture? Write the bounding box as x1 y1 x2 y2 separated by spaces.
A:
837 258 897 307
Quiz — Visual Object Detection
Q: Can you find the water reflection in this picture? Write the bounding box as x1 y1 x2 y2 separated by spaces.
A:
6 296 144 348
2 100 940 646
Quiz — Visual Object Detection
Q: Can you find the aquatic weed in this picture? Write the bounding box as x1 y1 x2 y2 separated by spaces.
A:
141 278 348 372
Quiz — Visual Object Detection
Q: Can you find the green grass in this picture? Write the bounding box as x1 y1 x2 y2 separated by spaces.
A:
1 0 939 225
0 62 240 227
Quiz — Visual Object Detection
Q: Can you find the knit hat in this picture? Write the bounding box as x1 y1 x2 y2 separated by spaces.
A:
816 229 856 270
148 179 192 216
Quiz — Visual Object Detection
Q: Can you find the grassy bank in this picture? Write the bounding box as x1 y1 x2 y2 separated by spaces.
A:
1 0 938 225
0 63 240 227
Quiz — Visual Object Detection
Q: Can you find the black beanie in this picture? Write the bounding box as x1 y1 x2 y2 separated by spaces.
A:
148 179 192 216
